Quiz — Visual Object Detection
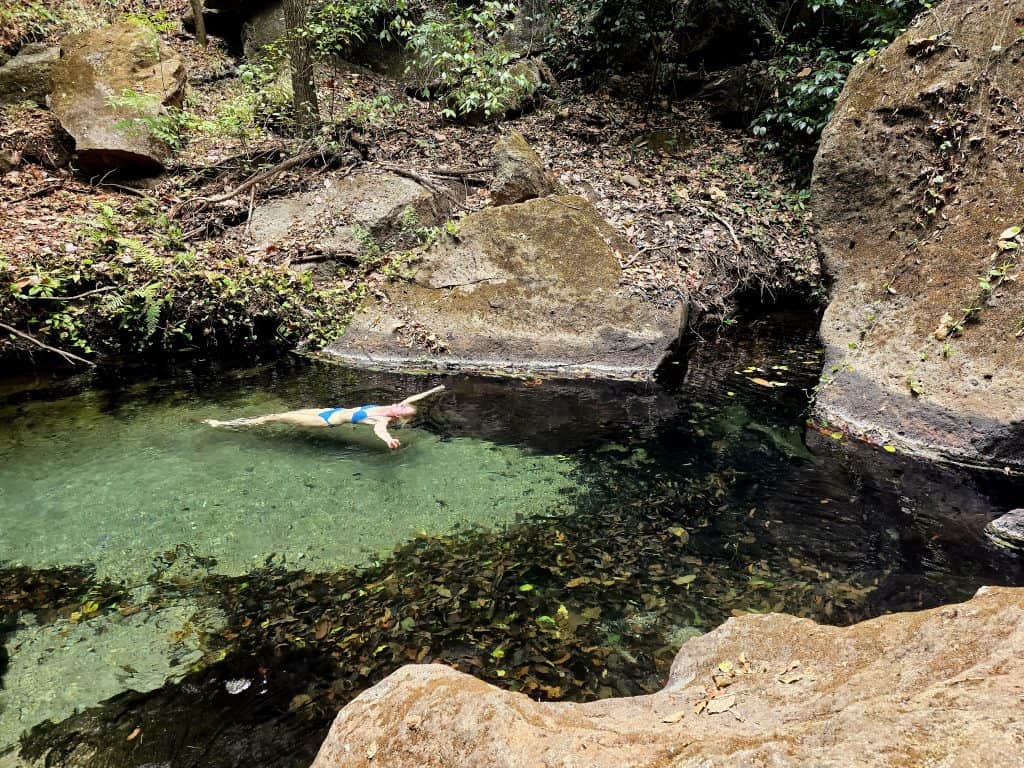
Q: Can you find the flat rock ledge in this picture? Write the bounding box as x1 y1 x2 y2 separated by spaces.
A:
325 195 686 380
312 587 1024 768
811 0 1024 470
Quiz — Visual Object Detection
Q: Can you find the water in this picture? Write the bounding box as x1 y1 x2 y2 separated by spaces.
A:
1 309 1020 767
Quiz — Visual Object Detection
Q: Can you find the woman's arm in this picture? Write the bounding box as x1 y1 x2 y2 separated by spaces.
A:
372 418 400 449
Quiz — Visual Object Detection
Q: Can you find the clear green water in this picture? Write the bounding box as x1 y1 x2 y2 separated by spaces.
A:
1 314 1021 766
0 365 589 748
0 384 578 582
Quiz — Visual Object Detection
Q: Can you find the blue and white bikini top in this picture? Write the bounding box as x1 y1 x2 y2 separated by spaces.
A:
318 405 379 426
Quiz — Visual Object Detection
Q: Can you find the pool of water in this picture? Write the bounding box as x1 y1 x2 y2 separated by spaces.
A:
1 309 1021 767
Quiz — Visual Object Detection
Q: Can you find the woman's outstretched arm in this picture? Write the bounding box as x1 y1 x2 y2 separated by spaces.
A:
372 418 400 449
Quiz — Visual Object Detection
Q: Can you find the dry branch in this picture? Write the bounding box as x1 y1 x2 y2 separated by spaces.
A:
171 149 326 218
0 322 95 366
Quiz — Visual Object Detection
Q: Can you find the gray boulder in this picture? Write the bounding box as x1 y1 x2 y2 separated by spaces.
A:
247 170 455 259
326 194 686 380
0 43 60 106
242 2 285 59
811 0 1024 470
50 23 186 175
504 0 554 56
490 130 558 206
986 509 1024 553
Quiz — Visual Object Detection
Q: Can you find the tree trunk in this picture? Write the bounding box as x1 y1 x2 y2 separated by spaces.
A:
189 0 207 46
282 0 320 136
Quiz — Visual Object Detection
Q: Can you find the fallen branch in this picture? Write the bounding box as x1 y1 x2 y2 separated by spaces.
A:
622 243 675 268
6 181 62 205
21 285 117 301
379 163 468 210
692 204 742 253
171 149 326 218
0 321 95 367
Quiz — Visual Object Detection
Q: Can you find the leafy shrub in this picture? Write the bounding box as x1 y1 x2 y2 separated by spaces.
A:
751 45 851 153
399 2 536 119
749 0 929 162
1 201 357 362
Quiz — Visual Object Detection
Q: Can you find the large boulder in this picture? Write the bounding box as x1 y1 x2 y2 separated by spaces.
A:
50 23 186 175
312 586 1024 768
812 0 1024 470
247 171 455 260
242 2 285 59
490 130 559 206
326 195 686 379
503 0 555 56
0 43 60 106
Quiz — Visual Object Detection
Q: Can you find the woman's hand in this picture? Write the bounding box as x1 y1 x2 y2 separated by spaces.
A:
388 438 401 450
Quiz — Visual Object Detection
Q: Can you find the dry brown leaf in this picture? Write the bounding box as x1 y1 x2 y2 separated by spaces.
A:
705 694 737 714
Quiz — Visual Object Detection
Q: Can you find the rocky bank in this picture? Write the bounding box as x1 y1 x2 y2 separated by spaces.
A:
812 0 1024 470
311 586 1024 768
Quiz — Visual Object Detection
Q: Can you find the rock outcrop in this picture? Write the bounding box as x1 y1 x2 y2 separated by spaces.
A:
986 509 1024 553
490 131 558 206
312 587 1024 768
811 0 1024 470
326 195 685 379
50 23 186 175
247 171 455 261
0 43 59 106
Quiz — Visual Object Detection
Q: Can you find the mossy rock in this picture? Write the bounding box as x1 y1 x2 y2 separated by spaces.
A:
326 195 686 380
50 22 186 175
812 0 1024 470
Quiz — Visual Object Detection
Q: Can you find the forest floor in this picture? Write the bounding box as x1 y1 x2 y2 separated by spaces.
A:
0 3 822 367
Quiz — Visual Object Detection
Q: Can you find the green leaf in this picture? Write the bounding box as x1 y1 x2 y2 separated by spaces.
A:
518 583 534 592
998 225 1021 240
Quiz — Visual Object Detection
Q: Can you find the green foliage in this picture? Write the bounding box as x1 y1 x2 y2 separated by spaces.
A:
307 0 420 56
751 45 851 151
121 8 177 34
399 2 535 120
343 93 405 130
108 89 193 150
1 202 356 362
751 0 930 159
0 1 59 45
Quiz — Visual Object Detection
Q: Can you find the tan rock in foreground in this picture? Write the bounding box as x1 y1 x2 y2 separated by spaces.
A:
312 587 1024 768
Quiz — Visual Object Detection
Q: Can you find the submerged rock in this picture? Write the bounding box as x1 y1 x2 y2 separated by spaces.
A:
50 23 186 175
0 43 60 106
312 587 1024 768
811 0 1024 469
490 130 558 206
326 194 686 380
246 170 455 261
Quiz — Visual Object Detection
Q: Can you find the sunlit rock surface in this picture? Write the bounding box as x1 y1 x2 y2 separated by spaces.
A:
812 0 1024 469
313 587 1024 767
326 195 686 380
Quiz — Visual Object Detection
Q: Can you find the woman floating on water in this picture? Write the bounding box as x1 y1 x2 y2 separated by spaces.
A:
203 385 445 450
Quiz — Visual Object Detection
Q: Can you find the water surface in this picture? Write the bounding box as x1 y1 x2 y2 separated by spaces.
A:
1 310 1020 767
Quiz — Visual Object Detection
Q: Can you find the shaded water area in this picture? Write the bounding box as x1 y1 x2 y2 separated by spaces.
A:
1 309 1021 767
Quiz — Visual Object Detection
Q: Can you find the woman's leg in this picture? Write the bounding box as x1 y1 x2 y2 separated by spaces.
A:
204 409 329 428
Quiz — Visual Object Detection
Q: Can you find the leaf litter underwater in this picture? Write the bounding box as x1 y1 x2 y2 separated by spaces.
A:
1 310 1021 767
